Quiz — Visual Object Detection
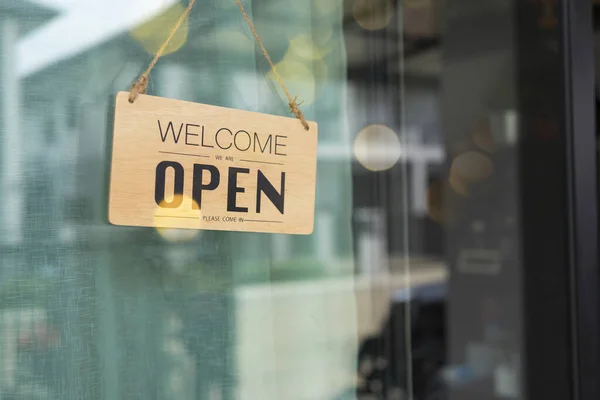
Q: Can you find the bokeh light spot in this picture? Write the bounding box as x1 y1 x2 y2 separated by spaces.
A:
282 45 329 83
130 3 189 56
353 0 394 31
472 120 496 153
289 34 330 60
154 194 201 242
354 124 402 171
268 58 316 106
450 151 494 183
157 228 200 243
449 173 469 197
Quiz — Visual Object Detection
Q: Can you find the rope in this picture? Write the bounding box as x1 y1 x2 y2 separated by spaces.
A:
129 0 197 103
235 0 309 130
129 0 309 130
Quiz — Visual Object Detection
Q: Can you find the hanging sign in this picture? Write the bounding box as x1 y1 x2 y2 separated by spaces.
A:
109 0 318 234
108 92 318 234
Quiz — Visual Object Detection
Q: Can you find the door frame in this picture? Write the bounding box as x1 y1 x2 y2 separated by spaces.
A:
562 0 600 398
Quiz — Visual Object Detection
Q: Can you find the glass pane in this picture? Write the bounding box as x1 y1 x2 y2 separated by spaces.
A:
0 0 565 399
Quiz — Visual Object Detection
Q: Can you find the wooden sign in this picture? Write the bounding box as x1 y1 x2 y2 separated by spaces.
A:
108 92 318 234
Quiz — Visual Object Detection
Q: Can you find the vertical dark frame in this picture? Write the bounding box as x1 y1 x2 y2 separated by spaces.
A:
517 0 572 396
518 0 600 399
562 0 600 398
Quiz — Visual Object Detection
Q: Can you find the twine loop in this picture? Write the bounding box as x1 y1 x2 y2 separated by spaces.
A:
129 74 148 103
129 0 309 130
289 97 309 130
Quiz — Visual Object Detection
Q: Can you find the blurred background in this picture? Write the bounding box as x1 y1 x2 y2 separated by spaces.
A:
0 0 588 399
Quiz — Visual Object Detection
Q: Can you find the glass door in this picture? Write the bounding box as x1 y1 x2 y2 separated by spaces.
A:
0 0 596 399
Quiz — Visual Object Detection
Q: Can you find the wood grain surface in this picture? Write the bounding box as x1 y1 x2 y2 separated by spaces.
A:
108 92 318 234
